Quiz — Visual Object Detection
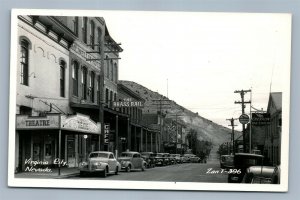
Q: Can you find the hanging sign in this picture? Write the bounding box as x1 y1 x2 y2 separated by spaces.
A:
251 113 271 126
61 113 101 134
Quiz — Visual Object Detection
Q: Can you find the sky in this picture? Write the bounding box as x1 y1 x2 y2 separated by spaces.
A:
100 11 291 130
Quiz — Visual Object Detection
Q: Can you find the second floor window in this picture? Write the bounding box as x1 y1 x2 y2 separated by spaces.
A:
73 17 78 36
97 27 102 52
90 71 95 102
105 88 109 104
90 20 95 49
72 61 79 96
82 67 88 100
20 39 29 86
97 75 100 104
82 17 88 44
60 60 66 97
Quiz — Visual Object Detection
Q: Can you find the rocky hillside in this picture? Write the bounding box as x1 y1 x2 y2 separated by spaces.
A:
120 80 239 147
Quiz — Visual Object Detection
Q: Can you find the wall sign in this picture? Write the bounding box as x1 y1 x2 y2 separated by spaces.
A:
16 114 60 130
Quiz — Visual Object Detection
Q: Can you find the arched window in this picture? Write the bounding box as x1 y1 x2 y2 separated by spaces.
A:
90 20 95 49
60 60 66 97
72 61 79 96
82 67 88 100
20 39 29 85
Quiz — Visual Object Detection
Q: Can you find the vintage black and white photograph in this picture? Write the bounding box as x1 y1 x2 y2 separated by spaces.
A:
8 9 291 191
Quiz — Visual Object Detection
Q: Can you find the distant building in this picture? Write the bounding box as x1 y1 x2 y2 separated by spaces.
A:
264 92 282 166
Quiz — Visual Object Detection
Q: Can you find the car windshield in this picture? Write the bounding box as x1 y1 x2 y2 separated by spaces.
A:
221 156 234 162
89 153 108 158
121 153 133 157
235 156 263 167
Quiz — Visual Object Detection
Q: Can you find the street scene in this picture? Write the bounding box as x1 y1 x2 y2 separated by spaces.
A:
11 11 290 189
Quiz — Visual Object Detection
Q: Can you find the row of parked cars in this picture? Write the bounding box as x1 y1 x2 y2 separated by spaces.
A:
141 152 204 168
79 151 204 177
220 153 280 184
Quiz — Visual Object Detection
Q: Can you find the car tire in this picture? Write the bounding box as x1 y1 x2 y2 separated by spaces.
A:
115 167 119 175
125 165 131 172
102 167 108 177
80 171 85 177
142 164 146 171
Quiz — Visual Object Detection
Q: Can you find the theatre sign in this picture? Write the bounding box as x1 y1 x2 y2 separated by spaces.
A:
16 114 60 130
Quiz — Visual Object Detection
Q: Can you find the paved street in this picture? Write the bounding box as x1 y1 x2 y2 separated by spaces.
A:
68 160 228 183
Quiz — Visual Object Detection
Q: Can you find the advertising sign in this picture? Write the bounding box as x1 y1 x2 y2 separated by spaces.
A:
251 113 271 125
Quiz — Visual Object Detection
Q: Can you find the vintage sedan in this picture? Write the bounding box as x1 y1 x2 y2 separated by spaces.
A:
141 152 156 168
190 155 201 163
243 165 280 184
228 153 264 183
118 151 147 172
79 151 120 177
170 154 182 164
153 153 166 166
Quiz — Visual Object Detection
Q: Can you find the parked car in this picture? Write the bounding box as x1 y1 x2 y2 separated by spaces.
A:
228 153 264 183
183 154 195 163
118 151 147 172
166 153 176 164
170 154 182 164
243 165 280 184
190 155 201 163
154 153 168 166
79 151 120 177
220 155 234 169
141 152 156 168
181 155 189 163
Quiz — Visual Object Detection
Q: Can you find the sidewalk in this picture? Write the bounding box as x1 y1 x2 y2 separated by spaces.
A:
14 167 80 179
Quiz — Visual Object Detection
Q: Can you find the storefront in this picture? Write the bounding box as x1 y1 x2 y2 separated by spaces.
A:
15 113 101 172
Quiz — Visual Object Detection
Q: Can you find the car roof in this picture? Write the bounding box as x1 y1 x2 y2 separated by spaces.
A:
121 151 139 154
221 155 234 157
90 151 112 154
235 153 264 158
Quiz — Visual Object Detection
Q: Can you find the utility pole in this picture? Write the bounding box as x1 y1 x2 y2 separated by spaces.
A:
234 89 251 152
227 118 238 155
